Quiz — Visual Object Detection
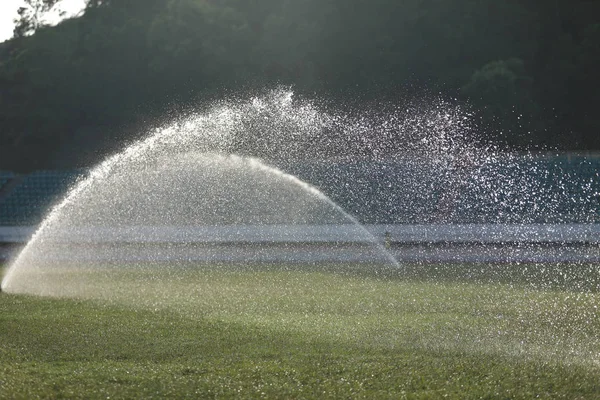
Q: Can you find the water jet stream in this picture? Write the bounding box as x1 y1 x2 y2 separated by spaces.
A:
2 89 599 370
2 91 400 294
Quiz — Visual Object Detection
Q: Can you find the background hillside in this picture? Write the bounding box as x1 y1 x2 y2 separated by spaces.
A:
1 0 599 171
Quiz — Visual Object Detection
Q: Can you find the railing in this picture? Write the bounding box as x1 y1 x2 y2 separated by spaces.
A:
1 224 599 244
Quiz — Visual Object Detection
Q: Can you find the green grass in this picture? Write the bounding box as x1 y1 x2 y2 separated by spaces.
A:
1 263 600 398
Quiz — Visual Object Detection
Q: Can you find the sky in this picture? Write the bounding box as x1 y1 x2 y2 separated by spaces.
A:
0 0 86 42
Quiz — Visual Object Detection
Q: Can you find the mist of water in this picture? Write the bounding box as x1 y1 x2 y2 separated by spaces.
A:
2 89 407 294
2 88 600 368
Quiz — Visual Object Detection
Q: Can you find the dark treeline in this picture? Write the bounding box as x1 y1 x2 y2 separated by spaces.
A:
1 0 599 171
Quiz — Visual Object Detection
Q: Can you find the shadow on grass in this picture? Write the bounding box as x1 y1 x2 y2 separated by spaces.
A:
113 260 600 292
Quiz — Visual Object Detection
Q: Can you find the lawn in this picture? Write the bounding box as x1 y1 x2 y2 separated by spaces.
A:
1 263 600 398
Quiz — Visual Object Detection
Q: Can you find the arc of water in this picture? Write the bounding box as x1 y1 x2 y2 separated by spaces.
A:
2 154 399 290
2 109 238 289
2 90 403 290
243 155 400 268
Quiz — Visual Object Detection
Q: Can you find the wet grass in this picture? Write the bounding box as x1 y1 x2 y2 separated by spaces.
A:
1 263 600 398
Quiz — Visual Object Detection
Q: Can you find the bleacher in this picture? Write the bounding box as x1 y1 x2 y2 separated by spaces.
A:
0 156 598 226
460 156 600 223
0 170 83 225
0 171 14 192
285 155 600 224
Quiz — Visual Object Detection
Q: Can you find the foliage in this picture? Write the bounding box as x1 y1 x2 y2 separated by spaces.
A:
0 0 599 170
461 58 542 147
13 0 64 38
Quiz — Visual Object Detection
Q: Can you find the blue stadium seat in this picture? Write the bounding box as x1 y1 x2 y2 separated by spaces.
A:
0 170 84 225
0 171 15 192
0 157 598 227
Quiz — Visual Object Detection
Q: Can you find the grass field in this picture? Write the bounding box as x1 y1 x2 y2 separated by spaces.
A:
1 263 600 398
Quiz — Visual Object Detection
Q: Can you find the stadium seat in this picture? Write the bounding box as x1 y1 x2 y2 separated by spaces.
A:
0 170 84 225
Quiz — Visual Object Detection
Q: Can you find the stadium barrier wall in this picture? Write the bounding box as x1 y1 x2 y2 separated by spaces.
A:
1 224 599 244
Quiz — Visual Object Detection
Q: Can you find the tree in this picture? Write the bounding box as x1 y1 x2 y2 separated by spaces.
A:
461 58 542 148
1 0 600 171
13 0 64 38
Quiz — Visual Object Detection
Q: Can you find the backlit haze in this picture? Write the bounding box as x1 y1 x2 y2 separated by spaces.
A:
0 0 85 42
